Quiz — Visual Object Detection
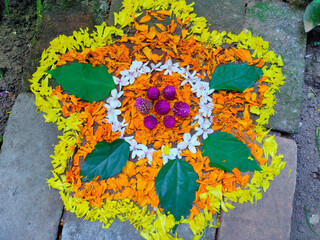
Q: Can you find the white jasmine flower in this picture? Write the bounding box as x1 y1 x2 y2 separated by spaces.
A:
194 114 204 124
159 59 181 76
120 70 137 85
130 60 143 72
150 62 162 72
181 67 201 86
111 119 128 136
106 89 123 108
195 126 214 139
128 139 145 159
177 133 200 153
123 135 134 142
195 116 214 139
113 76 129 90
179 65 190 75
199 116 213 127
191 81 210 98
137 145 156 164
140 61 151 74
161 146 181 165
199 94 213 104
120 60 143 84
198 101 214 117
104 103 121 123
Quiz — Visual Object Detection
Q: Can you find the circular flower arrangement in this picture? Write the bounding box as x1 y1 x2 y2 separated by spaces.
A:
30 0 287 239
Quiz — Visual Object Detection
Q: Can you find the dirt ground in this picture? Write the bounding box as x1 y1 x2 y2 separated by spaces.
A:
290 27 320 239
0 0 36 137
0 0 319 239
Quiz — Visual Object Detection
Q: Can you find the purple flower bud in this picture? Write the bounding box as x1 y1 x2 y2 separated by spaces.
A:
134 98 152 114
154 99 170 115
144 115 158 129
163 115 176 128
163 85 176 100
147 87 160 100
172 102 190 117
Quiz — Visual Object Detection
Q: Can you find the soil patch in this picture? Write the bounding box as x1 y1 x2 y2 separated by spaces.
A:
0 0 37 136
290 26 320 239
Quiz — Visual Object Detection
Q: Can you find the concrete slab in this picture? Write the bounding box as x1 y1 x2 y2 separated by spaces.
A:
61 211 144 240
107 0 245 34
217 136 297 240
0 93 63 240
106 0 123 27
61 207 217 239
186 0 245 34
245 2 306 133
175 218 217 240
23 8 96 90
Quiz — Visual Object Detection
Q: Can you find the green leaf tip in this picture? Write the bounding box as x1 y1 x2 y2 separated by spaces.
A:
45 62 115 103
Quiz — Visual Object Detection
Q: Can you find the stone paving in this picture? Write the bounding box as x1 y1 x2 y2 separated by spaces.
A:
245 2 305 134
185 0 246 34
217 136 297 240
0 94 63 240
0 0 306 239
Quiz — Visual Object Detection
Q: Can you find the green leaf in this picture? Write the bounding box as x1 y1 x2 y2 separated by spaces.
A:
46 62 115 103
304 1 320 32
202 132 262 172
210 64 263 92
155 159 199 221
80 139 130 181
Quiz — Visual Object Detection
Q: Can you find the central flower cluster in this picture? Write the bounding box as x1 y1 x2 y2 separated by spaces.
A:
134 85 190 129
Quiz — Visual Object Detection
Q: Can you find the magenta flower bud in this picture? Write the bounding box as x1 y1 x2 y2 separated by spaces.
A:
147 87 160 100
134 98 152 114
163 85 176 100
163 115 176 128
155 99 170 115
172 102 190 117
144 115 157 129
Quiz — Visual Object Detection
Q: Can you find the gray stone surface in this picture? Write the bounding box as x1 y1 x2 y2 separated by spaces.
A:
175 218 217 240
186 0 245 34
61 209 217 239
61 212 144 240
107 0 245 34
0 93 63 240
217 136 297 240
245 2 306 133
106 0 123 27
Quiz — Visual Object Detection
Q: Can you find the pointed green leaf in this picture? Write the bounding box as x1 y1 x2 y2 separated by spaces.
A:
304 1 320 32
80 139 130 181
210 64 263 92
202 132 262 172
46 62 115 103
155 159 199 221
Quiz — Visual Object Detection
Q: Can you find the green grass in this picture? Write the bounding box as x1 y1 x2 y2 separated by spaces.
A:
36 0 42 18
4 0 42 17
31 0 43 45
5 0 9 15
304 205 317 235
316 127 320 156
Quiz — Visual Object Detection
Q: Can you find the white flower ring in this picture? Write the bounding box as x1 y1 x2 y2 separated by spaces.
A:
103 59 216 165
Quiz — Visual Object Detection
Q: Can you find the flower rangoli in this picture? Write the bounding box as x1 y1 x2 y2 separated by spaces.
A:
30 0 286 239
